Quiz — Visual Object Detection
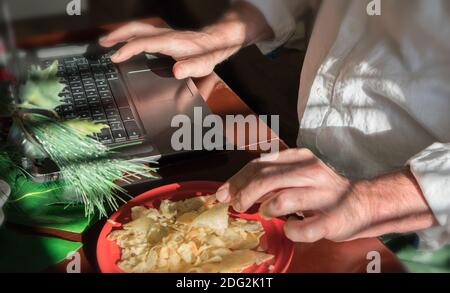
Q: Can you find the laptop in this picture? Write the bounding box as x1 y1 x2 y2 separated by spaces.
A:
0 0 213 182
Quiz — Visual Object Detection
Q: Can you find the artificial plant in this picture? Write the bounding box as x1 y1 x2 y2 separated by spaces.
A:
0 61 158 218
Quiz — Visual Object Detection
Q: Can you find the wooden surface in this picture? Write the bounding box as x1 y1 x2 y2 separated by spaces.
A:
15 17 405 273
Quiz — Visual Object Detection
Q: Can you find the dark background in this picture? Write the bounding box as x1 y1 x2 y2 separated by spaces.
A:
11 0 315 147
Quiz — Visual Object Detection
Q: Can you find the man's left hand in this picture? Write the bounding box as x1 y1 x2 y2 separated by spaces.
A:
216 149 437 243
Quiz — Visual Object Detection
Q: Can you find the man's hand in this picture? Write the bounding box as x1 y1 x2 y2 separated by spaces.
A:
99 2 273 80
100 23 235 79
216 149 437 243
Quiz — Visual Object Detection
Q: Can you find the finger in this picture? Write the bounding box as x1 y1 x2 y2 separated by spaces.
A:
283 216 329 243
256 191 278 204
216 182 233 203
110 36 178 63
223 162 268 211
173 55 216 79
100 22 165 47
100 22 155 46
259 188 325 219
217 149 318 210
216 166 253 203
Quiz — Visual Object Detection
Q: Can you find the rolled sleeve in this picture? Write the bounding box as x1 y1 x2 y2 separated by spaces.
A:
234 0 300 54
408 143 450 249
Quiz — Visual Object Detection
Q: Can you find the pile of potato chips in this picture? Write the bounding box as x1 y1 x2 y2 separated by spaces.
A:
107 195 274 273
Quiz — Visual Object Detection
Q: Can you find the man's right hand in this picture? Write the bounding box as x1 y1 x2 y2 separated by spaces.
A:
99 22 238 80
99 2 273 80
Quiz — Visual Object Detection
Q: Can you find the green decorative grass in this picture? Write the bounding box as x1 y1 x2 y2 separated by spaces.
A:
24 113 158 217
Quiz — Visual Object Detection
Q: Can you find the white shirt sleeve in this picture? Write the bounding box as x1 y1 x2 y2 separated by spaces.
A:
408 143 450 249
233 0 308 54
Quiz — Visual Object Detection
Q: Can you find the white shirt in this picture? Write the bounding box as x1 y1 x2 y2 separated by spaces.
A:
241 0 450 249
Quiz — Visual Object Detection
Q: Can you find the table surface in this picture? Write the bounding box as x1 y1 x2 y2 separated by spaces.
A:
14 17 406 273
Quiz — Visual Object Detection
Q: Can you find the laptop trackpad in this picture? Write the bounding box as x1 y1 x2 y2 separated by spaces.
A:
127 69 192 102
126 70 203 150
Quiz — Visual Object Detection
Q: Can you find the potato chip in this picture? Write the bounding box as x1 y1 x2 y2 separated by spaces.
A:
191 203 229 232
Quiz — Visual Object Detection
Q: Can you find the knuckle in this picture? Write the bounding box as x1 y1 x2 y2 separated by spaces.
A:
298 148 314 157
127 21 141 31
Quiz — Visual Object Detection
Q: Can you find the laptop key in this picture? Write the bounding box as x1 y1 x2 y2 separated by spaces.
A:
90 107 104 115
69 81 82 88
78 111 91 120
83 78 95 85
86 90 99 97
106 109 119 117
107 115 121 123
99 91 112 98
119 108 134 121
74 99 88 107
124 121 141 139
97 85 109 92
89 59 101 65
93 114 107 122
75 104 89 112
66 68 78 75
101 97 114 105
110 122 125 131
96 80 107 86
61 98 74 105
59 92 72 99
84 84 96 91
103 102 117 111
112 130 127 143
97 128 113 144
72 88 83 94
94 73 106 80
87 96 101 104
108 79 129 108
62 105 74 112
68 75 81 82
78 64 90 71
73 93 86 100
106 73 118 80
91 65 102 72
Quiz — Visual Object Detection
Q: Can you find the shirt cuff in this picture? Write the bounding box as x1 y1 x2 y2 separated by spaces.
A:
408 142 450 249
234 0 297 54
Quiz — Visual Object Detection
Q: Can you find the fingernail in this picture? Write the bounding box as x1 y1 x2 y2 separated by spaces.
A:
234 201 242 213
111 51 120 61
216 185 229 202
174 66 186 80
99 35 108 42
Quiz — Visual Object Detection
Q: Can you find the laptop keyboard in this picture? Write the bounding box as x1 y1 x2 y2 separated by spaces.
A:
43 54 143 145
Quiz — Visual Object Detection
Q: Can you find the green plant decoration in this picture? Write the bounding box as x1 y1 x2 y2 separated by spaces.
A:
0 61 158 218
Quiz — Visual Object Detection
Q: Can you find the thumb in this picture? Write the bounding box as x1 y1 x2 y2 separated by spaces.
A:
173 55 217 79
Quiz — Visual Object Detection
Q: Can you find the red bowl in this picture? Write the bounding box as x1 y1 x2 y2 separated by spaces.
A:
97 181 294 273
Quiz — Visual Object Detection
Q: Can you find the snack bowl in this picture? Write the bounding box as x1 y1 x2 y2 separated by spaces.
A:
97 181 295 273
